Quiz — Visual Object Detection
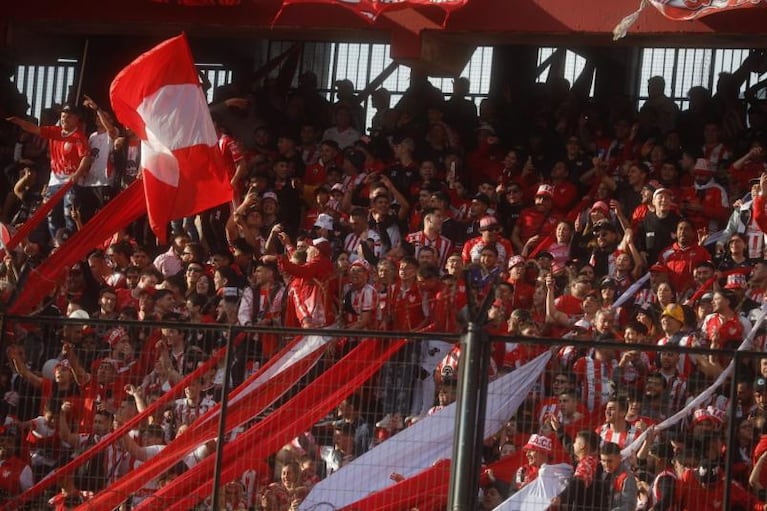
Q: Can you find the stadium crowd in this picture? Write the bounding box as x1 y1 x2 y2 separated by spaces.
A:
4 52 767 510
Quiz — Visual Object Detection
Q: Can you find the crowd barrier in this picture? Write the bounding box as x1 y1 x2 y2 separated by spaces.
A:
0 314 762 511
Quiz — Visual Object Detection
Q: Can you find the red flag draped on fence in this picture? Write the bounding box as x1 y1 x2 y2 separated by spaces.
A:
110 33 232 243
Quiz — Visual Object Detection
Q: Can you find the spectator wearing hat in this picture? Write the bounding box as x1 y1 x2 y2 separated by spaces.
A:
679 158 729 232
514 433 553 490
0 425 34 495
656 303 701 379
405 207 454 269
719 233 752 273
462 215 514 269
342 207 382 265
7 106 91 240
341 260 378 331
657 219 712 296
511 184 561 254
635 186 681 265
460 191 493 240
630 179 661 228
504 255 534 310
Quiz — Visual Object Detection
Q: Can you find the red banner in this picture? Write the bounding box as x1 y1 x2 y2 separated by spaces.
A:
1 180 73 257
649 0 765 20
8 180 146 315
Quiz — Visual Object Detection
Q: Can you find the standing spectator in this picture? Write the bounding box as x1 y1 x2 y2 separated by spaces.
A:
7 105 92 239
657 219 712 295
78 95 119 223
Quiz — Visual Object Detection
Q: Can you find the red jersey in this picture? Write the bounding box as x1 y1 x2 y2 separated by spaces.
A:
391 282 428 331
572 356 617 412
39 126 90 184
462 236 515 267
515 207 560 242
657 242 711 294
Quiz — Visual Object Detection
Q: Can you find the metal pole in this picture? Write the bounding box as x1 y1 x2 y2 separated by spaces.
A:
448 273 496 510
211 325 236 510
74 38 89 103
722 351 740 511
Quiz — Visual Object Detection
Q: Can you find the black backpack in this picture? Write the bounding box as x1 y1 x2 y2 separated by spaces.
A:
73 434 108 492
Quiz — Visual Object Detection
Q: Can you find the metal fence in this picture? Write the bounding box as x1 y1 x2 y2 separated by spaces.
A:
0 313 763 510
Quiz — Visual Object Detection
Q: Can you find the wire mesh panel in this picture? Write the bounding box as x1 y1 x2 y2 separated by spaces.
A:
1 312 764 511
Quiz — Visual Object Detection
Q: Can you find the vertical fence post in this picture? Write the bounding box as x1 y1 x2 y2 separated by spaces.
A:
211 325 236 510
448 274 496 511
723 350 740 511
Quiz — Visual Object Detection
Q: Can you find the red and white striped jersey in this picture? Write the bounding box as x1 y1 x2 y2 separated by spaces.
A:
573 357 617 412
574 454 599 487
657 334 697 378
342 283 379 327
405 230 454 268
461 236 515 267
596 423 640 448
343 230 382 263
172 397 215 428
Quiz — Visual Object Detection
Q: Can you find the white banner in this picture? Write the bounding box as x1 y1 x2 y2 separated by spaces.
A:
300 351 552 510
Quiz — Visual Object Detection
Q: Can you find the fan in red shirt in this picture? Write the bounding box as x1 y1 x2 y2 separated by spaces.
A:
657 218 712 296
511 184 561 254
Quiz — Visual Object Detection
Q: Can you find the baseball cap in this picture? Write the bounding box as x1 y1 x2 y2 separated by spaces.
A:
507 255 525 269
479 216 500 230
262 192 279 204
472 193 491 206
652 187 673 201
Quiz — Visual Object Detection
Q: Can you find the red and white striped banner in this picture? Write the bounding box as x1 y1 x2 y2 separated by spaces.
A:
614 0 765 39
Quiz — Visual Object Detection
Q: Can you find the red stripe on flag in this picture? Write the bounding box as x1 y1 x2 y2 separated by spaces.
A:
142 144 232 240
140 338 405 511
2 180 73 256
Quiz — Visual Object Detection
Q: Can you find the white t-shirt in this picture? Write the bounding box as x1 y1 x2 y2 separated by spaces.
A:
81 131 114 187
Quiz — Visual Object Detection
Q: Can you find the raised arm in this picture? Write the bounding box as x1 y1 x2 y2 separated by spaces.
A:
82 95 120 139
6 345 43 389
5 116 41 136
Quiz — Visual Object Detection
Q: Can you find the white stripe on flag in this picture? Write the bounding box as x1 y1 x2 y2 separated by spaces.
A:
300 351 552 511
495 463 574 511
137 83 217 150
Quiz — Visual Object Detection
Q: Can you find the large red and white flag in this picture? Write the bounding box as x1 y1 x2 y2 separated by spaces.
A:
110 34 232 242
